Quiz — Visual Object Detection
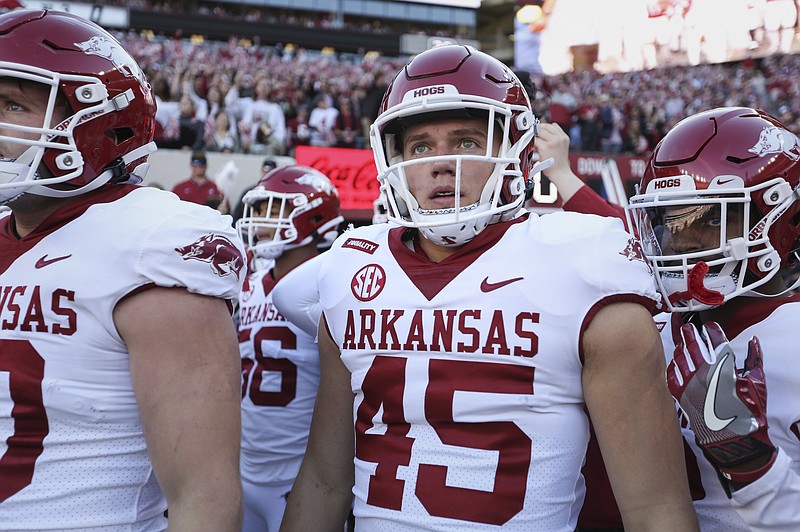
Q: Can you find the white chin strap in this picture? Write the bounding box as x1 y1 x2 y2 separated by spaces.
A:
1 142 156 204
0 148 40 204
253 242 286 261
417 202 493 247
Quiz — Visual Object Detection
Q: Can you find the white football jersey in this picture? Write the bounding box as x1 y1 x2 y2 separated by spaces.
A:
0 185 245 531
318 212 660 531
239 266 321 485
658 294 800 531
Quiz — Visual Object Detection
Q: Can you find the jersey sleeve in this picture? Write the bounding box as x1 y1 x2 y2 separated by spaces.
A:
138 205 246 300
731 448 800 531
562 184 628 228
272 253 326 339
589 214 660 309
534 212 660 313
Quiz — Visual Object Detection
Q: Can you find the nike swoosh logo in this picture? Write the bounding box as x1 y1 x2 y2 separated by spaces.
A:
703 353 736 431
716 177 738 186
35 254 72 269
480 276 524 292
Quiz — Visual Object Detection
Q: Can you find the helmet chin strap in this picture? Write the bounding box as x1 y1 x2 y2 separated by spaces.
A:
0 146 41 204
27 142 157 198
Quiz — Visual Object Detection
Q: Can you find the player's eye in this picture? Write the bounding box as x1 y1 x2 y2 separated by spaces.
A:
460 138 479 150
409 143 430 156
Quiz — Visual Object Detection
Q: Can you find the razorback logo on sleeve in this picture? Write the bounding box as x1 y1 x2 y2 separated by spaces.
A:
175 234 244 279
619 237 652 274
343 238 378 254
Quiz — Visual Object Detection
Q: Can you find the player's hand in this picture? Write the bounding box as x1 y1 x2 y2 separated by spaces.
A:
666 322 776 486
534 122 570 170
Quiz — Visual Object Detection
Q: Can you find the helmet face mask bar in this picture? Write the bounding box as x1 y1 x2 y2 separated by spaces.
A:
238 191 324 261
370 45 539 247
624 107 800 312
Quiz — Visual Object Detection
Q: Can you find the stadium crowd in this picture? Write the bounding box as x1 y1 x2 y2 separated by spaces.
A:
113 29 800 159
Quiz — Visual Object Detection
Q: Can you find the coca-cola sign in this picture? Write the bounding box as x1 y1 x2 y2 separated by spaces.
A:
295 146 379 211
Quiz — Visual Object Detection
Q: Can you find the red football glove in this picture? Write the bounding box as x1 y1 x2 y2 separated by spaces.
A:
667 322 776 486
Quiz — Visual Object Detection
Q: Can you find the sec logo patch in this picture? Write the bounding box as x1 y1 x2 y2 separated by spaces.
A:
351 264 386 301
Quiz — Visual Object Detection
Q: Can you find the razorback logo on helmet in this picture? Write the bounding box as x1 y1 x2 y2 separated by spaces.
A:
748 126 800 161
175 234 244 279
296 171 336 195
619 237 652 273
351 264 386 301
343 238 378 254
75 35 145 82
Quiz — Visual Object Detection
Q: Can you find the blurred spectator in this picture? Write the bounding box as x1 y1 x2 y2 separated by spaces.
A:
240 77 286 153
152 76 179 146
158 95 205 151
203 84 226 136
287 105 312 156
308 95 339 147
262 157 279 173
598 94 625 153
574 93 601 151
548 78 577 134
184 72 209 123
334 97 360 148
622 108 651 155
205 110 241 153
248 120 285 156
359 71 388 146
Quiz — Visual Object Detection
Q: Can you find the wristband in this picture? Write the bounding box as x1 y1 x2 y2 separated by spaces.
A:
721 449 777 485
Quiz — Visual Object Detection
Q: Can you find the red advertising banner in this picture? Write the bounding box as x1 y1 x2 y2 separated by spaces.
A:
295 146 380 211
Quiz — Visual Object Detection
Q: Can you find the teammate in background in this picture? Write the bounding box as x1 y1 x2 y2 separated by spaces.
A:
237 165 343 532
0 10 245 531
538 107 800 529
279 45 698 531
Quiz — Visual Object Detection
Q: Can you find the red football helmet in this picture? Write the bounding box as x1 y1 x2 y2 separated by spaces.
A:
0 9 156 204
237 165 343 262
626 107 800 311
370 45 541 246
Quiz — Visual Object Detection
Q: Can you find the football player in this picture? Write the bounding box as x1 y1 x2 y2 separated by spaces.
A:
0 9 245 531
236 165 342 532
538 106 800 529
279 45 699 531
